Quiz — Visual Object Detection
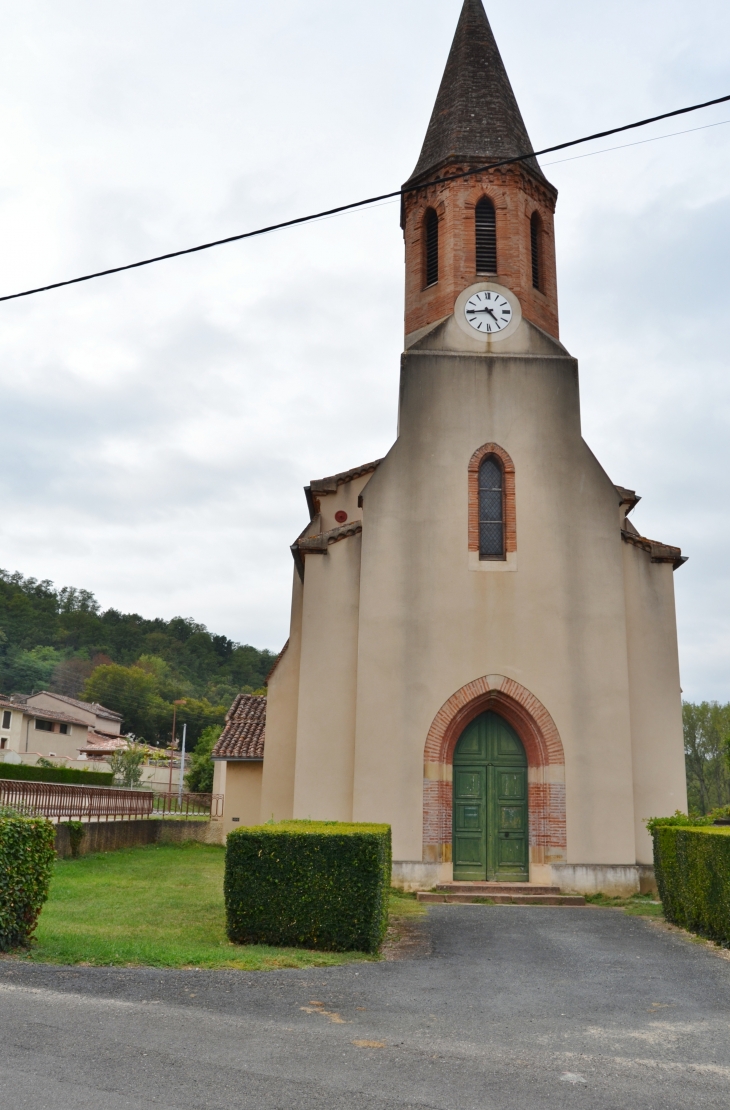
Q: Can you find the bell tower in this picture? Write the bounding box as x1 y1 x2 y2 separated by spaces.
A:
402 0 559 341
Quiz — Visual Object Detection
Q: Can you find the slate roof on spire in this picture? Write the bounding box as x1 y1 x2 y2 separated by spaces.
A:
406 0 548 187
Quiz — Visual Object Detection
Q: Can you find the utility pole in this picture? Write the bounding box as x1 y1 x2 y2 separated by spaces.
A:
178 722 187 805
167 699 186 795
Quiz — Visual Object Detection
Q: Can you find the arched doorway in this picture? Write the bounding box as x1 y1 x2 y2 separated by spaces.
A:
453 711 528 881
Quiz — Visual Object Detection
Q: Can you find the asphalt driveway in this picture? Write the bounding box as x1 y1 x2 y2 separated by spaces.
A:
1 905 729 1109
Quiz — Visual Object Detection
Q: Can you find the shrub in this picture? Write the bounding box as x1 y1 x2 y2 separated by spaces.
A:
0 812 56 949
225 821 391 953
109 744 145 788
184 725 221 793
651 824 730 946
63 820 86 858
0 763 113 786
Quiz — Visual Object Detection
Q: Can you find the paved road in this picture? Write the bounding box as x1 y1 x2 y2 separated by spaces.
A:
1 906 729 1109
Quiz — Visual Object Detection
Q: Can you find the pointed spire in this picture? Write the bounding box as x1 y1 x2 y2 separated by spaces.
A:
406 0 546 185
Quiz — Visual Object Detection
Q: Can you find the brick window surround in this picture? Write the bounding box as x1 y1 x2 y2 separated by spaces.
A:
423 675 566 866
468 443 516 557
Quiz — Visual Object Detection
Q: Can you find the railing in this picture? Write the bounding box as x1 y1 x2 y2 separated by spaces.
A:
0 779 222 822
152 792 223 818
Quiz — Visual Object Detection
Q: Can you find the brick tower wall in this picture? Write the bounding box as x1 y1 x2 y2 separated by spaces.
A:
403 166 559 339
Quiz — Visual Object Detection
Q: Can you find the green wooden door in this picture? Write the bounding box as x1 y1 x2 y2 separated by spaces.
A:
452 712 528 881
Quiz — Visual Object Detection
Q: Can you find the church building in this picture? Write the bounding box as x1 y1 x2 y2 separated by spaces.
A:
213 0 687 895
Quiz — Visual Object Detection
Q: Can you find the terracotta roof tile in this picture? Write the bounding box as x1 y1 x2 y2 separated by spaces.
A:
211 694 266 760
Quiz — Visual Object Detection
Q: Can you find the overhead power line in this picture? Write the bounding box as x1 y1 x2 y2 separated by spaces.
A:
1 91 729 305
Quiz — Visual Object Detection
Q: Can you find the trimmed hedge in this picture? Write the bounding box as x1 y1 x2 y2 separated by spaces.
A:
0 813 56 949
652 824 730 946
225 821 391 953
0 763 113 786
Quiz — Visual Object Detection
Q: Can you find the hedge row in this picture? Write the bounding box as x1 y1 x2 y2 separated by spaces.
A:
0 813 56 949
225 821 391 953
0 763 113 786
652 824 730 946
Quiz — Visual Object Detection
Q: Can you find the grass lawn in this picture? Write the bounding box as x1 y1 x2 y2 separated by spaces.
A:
19 842 377 970
585 892 664 917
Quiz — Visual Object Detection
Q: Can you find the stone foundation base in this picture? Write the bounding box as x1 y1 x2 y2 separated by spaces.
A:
550 863 653 898
392 860 656 897
391 861 452 892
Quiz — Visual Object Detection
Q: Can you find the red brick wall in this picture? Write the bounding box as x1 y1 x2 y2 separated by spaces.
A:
403 166 559 339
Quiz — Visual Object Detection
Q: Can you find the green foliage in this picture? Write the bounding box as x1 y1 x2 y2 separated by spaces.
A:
108 744 146 789
63 820 85 858
683 701 730 814
225 821 392 953
184 725 221 793
0 569 276 734
651 824 730 946
0 763 113 786
645 806 730 834
0 813 56 949
82 663 163 738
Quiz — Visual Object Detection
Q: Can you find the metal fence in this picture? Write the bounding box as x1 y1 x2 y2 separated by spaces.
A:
0 778 222 822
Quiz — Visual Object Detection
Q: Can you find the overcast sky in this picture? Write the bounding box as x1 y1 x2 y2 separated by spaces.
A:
0 0 729 701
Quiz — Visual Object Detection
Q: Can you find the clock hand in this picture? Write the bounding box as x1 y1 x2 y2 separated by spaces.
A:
468 306 500 322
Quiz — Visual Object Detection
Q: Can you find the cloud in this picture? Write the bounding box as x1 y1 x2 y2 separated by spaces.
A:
0 0 728 699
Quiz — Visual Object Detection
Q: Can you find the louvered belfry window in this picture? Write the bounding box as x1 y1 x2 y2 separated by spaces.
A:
530 211 542 290
479 456 504 559
425 209 439 286
475 198 497 273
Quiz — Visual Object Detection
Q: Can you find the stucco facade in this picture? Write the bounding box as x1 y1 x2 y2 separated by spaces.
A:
256 0 687 895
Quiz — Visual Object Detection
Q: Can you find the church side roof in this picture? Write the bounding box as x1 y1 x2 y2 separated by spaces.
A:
305 459 382 520
406 0 548 188
211 694 266 760
621 530 686 570
308 459 382 495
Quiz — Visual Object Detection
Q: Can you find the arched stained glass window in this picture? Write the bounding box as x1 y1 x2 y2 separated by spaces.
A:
424 208 439 286
479 456 504 559
475 198 497 273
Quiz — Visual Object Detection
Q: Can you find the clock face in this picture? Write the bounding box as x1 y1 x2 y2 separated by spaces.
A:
464 290 512 334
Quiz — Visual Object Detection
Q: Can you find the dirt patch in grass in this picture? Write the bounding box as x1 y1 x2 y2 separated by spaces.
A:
382 890 431 960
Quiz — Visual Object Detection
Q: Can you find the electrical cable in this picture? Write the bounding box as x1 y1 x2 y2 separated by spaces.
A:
1 91 729 305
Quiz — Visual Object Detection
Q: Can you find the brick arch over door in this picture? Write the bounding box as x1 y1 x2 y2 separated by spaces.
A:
423 675 566 866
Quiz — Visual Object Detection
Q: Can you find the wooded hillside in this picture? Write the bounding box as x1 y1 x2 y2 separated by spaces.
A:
0 569 276 747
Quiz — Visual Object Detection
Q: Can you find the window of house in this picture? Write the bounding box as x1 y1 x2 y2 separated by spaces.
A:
1 710 10 730
475 198 497 273
424 208 439 287
59 723 69 735
34 719 54 732
478 456 505 559
530 211 542 291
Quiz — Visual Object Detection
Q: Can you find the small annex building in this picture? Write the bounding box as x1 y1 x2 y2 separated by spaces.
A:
212 694 266 830
215 0 688 893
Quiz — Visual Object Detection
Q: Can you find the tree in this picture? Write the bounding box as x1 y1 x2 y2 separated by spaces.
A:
82 664 166 740
109 744 146 789
184 725 221 793
684 701 730 814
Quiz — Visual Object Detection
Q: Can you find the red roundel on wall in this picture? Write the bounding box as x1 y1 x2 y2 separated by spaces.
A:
335 511 348 524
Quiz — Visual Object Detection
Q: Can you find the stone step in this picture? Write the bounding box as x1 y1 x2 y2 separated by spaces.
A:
417 891 586 906
436 882 561 895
